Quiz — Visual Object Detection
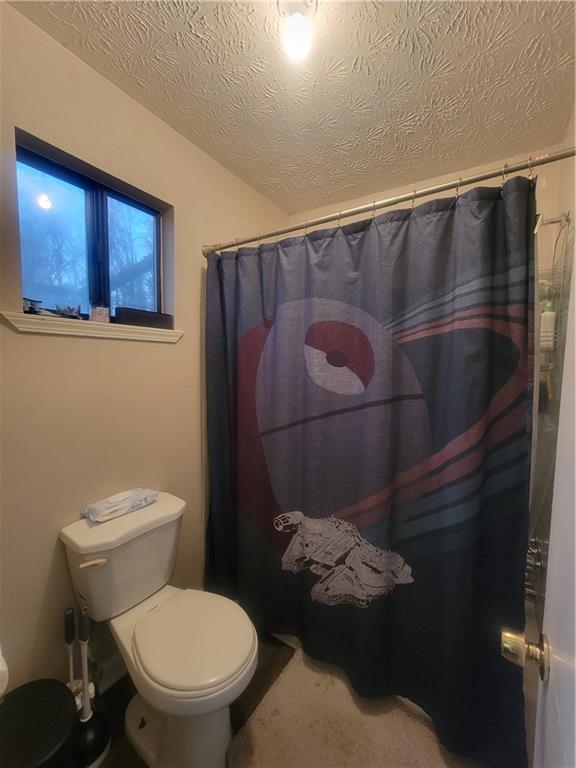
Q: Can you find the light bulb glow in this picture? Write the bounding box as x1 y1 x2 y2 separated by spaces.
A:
282 12 313 61
37 193 52 209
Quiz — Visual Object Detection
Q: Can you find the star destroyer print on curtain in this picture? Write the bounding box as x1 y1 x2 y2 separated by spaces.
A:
205 178 535 768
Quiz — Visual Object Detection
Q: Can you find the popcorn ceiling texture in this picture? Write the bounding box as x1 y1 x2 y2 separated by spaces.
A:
13 1 575 213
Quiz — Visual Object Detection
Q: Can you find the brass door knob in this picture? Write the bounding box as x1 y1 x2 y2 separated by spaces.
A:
501 630 550 682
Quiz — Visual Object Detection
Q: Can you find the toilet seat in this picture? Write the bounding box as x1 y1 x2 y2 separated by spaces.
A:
132 589 257 697
109 586 259 716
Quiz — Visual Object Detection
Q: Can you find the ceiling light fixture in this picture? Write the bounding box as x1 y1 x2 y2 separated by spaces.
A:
37 193 52 209
277 1 317 62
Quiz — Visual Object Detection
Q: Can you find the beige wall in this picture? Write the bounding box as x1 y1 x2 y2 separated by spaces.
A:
1 2 573 692
289 117 575 274
0 4 288 689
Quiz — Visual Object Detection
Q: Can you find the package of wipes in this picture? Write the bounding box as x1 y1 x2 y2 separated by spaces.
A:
82 488 159 523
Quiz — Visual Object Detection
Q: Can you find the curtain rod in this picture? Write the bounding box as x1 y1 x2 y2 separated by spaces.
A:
202 146 576 257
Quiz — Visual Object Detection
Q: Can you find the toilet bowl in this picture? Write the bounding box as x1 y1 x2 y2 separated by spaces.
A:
110 585 258 767
60 493 258 768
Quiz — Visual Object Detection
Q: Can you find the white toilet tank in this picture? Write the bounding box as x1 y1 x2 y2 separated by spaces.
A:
60 492 185 621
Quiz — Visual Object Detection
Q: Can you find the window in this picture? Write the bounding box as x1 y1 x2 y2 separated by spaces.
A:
108 196 158 315
17 160 90 313
15 130 168 318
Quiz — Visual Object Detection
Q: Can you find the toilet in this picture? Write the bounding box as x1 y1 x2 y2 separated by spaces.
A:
60 492 258 768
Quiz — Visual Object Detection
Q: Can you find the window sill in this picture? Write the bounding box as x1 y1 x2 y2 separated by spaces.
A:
0 311 183 344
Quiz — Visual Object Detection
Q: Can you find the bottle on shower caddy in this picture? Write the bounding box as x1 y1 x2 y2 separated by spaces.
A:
540 300 557 352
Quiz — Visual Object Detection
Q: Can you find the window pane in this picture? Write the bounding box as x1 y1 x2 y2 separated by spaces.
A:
16 161 89 313
107 196 157 314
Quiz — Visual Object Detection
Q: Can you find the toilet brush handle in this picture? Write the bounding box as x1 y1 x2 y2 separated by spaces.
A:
64 607 76 686
65 607 75 646
79 608 90 643
79 608 92 723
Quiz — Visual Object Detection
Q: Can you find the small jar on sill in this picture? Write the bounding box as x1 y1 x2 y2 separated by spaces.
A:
89 306 110 323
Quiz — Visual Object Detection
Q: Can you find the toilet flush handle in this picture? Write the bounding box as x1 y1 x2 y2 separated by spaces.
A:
78 558 108 570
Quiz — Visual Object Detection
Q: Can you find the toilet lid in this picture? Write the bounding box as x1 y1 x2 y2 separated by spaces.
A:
132 590 256 693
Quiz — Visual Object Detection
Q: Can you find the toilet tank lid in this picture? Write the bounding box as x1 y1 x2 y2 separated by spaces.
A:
59 492 185 554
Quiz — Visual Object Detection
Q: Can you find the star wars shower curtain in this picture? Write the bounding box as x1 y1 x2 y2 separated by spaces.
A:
205 177 535 768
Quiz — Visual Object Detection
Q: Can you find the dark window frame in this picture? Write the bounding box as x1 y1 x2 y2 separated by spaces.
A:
15 129 169 317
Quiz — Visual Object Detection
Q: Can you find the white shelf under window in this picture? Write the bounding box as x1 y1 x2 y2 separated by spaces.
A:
0 311 183 343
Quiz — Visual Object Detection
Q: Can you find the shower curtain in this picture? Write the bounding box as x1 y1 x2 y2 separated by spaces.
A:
205 177 535 768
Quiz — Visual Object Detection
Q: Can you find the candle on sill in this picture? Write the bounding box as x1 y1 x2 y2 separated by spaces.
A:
90 306 110 323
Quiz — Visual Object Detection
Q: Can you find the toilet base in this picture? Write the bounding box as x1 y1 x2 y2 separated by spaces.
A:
126 694 231 768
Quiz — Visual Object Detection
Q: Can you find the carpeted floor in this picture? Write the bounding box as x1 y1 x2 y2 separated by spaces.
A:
228 650 479 768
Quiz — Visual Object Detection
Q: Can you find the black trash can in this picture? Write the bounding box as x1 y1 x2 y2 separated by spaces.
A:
0 679 77 768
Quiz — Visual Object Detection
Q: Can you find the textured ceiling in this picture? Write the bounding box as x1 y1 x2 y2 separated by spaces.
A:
13 1 575 213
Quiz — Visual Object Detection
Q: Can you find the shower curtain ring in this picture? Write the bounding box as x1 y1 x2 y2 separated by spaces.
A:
338 211 342 229
304 221 308 235
501 164 508 189
456 177 461 198
528 157 534 179
411 190 416 210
